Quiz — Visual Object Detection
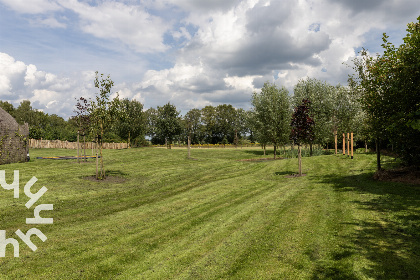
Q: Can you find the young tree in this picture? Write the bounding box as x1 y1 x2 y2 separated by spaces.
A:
89 72 119 179
290 99 315 176
251 82 291 159
74 97 91 163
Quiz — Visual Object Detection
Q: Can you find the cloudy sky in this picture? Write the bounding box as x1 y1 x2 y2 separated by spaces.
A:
0 0 419 119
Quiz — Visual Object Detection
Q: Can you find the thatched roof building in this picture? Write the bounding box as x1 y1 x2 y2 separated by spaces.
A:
0 107 29 164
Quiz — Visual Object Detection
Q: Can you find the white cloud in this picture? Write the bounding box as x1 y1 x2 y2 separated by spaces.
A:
0 53 27 97
58 0 170 53
30 16 67 28
0 0 61 14
1 0 418 117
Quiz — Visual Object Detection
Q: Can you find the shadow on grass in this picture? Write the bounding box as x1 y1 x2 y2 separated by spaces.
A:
312 173 420 279
243 149 272 156
106 169 129 177
274 171 295 176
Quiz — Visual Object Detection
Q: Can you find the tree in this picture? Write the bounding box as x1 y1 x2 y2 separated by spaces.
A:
156 103 182 149
251 82 291 159
145 107 159 144
184 108 203 145
0 101 15 116
350 16 420 167
201 106 217 144
89 72 119 179
290 99 315 176
293 79 361 154
113 99 146 147
74 97 91 162
215 104 237 144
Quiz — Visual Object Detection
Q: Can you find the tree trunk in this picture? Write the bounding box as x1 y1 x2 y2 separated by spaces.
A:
274 145 277 159
83 135 86 162
77 131 80 164
376 138 381 171
309 142 313 157
96 136 99 180
235 129 238 148
100 122 105 179
263 144 266 156
298 144 302 176
128 131 131 149
188 134 191 159
365 140 368 153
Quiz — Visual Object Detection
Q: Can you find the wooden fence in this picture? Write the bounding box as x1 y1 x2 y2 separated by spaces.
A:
29 139 128 150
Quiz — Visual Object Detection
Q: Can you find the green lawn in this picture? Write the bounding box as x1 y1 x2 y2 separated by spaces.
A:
0 147 419 279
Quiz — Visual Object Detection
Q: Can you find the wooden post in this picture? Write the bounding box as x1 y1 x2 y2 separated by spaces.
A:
334 131 337 155
347 133 350 157
351 132 354 159
342 133 345 155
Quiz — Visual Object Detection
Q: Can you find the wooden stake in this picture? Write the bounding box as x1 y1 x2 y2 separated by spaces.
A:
347 133 350 157
342 133 345 155
334 131 337 155
351 132 354 159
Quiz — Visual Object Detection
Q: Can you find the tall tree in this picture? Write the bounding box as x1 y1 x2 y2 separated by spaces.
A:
251 82 291 159
215 104 237 144
156 103 182 149
290 99 315 175
113 99 146 147
351 16 420 167
201 105 217 144
184 108 203 145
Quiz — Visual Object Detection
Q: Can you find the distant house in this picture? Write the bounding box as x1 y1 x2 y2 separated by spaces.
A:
0 107 29 164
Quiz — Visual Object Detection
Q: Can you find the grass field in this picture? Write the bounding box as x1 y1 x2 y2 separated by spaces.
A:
0 147 419 279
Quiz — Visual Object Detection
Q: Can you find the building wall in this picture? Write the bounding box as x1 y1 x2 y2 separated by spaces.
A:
0 109 29 165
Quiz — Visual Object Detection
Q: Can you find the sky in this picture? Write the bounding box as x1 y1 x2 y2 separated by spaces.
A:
0 0 419 119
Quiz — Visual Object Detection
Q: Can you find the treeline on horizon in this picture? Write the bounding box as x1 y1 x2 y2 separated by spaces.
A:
0 78 360 147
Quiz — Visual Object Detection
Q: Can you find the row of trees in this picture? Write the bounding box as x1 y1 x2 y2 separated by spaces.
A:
350 16 420 168
0 78 361 151
0 100 76 140
145 104 249 146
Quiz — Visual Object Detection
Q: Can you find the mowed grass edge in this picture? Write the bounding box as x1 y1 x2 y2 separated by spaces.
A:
0 148 419 279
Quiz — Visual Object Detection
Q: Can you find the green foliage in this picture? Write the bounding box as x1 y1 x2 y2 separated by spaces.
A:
89 72 119 179
293 78 362 146
155 103 182 146
251 82 291 156
183 108 203 144
112 98 146 146
0 100 76 141
351 16 420 166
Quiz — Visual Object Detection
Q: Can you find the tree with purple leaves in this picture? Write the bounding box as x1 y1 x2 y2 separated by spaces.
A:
290 99 315 176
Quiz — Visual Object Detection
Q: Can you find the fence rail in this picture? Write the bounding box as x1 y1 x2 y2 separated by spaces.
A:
29 139 128 150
